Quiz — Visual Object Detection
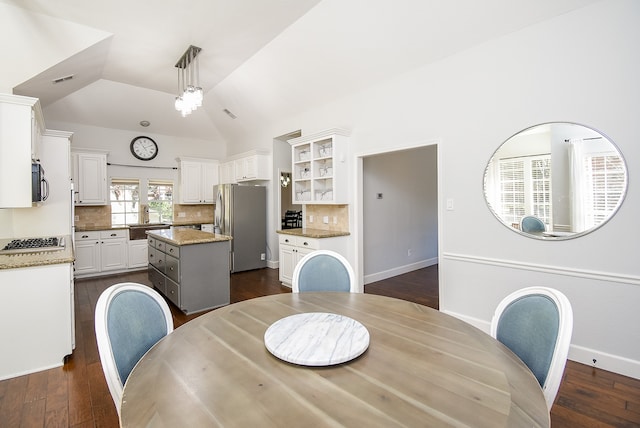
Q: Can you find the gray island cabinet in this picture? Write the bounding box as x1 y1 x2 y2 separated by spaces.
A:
147 228 231 314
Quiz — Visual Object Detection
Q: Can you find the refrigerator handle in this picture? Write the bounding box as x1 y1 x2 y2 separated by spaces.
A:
214 187 223 233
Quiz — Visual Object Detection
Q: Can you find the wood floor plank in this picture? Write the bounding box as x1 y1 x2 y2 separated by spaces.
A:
24 369 49 403
20 398 46 427
0 375 28 427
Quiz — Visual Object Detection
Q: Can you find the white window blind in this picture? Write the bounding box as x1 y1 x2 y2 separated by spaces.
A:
497 154 551 228
583 154 626 227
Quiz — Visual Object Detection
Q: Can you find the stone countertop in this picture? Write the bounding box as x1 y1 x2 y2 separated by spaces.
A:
147 229 231 246
75 225 129 232
0 235 75 270
277 228 350 239
75 221 213 232
171 220 213 226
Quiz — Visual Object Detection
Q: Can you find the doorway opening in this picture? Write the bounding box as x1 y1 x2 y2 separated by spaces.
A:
356 140 440 299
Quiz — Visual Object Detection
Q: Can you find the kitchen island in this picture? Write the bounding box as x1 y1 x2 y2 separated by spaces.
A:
147 228 232 314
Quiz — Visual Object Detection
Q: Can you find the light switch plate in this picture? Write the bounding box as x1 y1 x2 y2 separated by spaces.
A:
446 199 454 211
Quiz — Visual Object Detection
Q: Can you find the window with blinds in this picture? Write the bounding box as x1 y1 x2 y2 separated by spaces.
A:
498 155 551 228
111 179 140 226
583 154 626 227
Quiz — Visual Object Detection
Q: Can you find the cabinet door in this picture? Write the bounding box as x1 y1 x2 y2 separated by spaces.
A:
76 153 107 205
74 240 100 275
180 161 202 203
278 244 296 285
101 239 127 271
234 158 247 181
219 161 236 184
201 162 219 203
128 240 149 269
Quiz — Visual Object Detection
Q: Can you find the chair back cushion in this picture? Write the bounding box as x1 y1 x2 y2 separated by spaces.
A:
521 216 545 233
496 294 559 387
107 290 170 384
298 254 351 292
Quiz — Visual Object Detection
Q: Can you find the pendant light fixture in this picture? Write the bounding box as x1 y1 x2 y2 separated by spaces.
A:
174 45 203 117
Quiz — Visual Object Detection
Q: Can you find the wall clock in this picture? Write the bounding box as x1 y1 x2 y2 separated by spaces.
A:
130 136 158 161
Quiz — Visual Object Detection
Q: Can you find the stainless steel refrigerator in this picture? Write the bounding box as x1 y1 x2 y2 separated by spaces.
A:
214 184 267 272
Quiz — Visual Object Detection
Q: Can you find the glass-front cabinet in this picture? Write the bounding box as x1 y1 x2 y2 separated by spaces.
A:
289 129 349 204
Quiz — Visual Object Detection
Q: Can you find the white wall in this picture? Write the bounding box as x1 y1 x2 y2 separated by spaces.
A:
213 0 640 378
46 120 226 197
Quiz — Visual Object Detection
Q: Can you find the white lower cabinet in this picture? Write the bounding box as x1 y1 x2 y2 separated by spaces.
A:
0 262 74 379
278 234 348 286
74 229 128 277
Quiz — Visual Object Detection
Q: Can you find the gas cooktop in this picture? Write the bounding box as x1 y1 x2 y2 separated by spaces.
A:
0 237 66 254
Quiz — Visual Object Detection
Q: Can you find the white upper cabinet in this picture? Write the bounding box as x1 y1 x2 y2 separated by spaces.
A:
234 153 270 182
289 129 350 204
0 94 45 208
72 150 108 205
178 158 219 204
219 161 236 184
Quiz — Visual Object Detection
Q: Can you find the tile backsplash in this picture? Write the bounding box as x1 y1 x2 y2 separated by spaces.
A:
304 204 349 232
74 206 111 229
173 204 214 224
75 204 214 228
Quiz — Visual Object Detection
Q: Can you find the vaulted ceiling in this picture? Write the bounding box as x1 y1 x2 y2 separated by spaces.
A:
4 0 599 144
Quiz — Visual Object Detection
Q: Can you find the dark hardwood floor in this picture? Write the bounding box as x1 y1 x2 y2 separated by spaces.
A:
1 265 639 427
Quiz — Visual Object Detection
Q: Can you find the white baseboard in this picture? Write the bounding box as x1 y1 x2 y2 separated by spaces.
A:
364 257 438 285
442 310 640 380
569 345 640 380
267 260 278 269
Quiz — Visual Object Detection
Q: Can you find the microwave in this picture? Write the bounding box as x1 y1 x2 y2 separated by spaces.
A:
32 162 49 202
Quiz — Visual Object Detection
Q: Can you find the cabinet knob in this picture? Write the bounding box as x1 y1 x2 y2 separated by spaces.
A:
285 239 289 243
81 235 88 238
169 267 174 271
150 254 154 258
303 242 309 246
169 249 174 253
110 233 117 237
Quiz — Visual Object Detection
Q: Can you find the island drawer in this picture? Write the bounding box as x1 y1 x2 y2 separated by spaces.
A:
165 243 180 258
165 254 180 283
166 278 180 307
148 266 166 294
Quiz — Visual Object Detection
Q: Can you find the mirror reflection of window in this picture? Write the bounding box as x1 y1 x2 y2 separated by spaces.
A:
484 123 627 239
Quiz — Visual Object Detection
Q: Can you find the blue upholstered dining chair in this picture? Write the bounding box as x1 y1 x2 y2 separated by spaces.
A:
520 215 546 233
95 282 174 415
490 287 573 410
292 250 356 293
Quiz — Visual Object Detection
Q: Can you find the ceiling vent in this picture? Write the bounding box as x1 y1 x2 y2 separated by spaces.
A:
52 75 74 84
223 109 237 119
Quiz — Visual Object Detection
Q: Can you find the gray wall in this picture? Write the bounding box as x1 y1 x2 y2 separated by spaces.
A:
362 146 438 282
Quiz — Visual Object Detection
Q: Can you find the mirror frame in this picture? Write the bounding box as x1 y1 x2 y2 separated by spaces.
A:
484 122 628 240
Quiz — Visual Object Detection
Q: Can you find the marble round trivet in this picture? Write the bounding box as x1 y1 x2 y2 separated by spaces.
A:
264 312 370 366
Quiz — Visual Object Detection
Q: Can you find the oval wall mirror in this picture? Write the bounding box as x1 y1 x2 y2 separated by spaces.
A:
484 122 628 240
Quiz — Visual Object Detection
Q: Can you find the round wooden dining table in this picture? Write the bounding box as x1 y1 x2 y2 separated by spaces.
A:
120 293 550 427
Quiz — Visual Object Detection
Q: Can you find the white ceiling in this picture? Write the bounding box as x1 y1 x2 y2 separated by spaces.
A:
5 0 600 143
